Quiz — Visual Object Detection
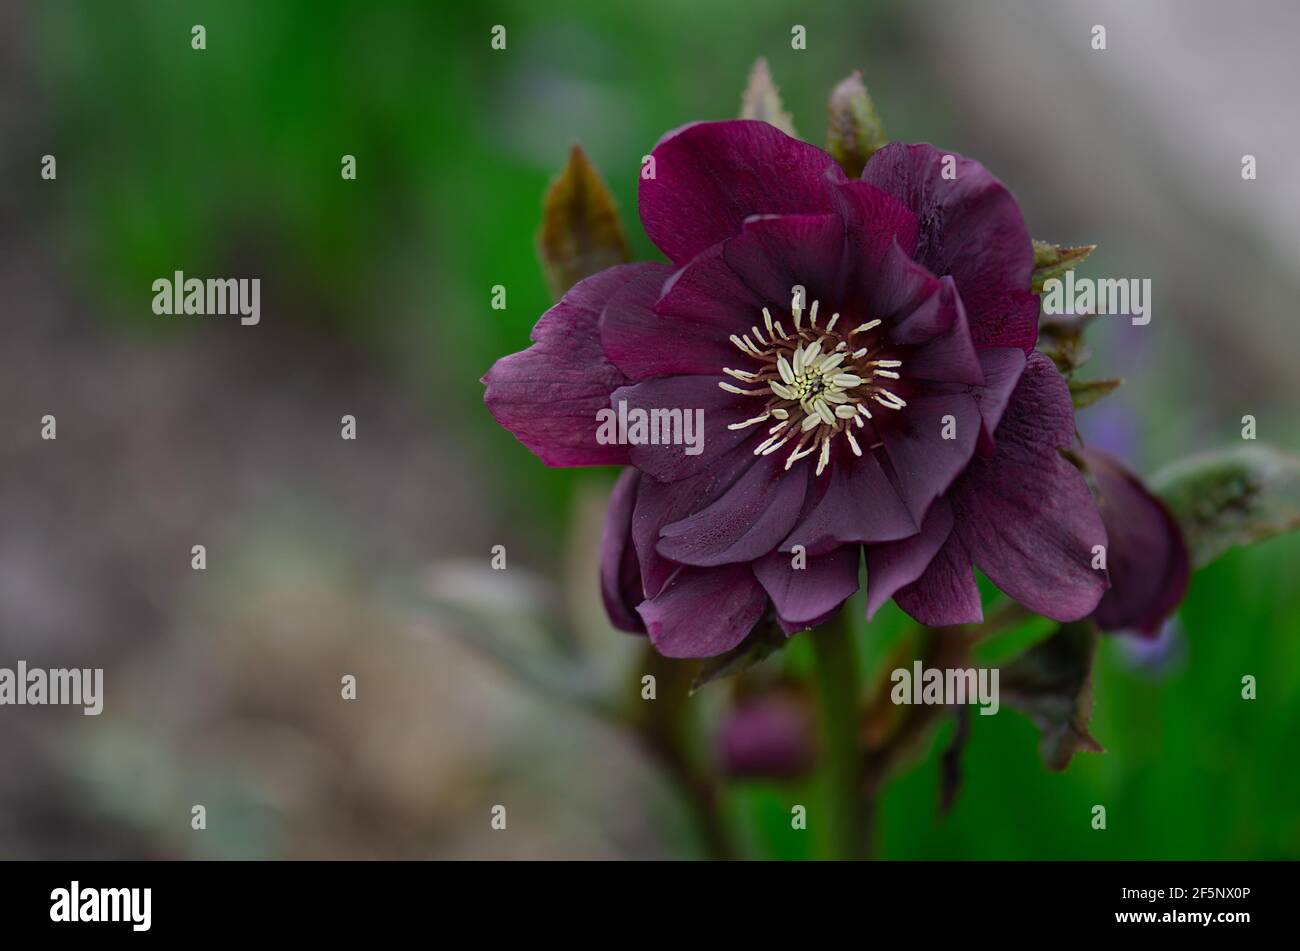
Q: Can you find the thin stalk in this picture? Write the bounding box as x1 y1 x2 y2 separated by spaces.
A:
810 609 867 860
628 646 736 860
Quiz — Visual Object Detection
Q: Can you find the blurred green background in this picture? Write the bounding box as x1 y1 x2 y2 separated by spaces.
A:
2 0 1297 859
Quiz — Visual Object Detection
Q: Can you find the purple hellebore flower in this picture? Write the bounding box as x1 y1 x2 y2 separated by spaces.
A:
485 120 1110 657
1083 449 1190 636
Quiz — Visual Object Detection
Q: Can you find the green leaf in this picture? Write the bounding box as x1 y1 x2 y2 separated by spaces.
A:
536 144 630 300
1031 239 1060 268
1151 445 1300 569
739 57 797 137
1037 313 1097 378
692 619 787 692
1068 376 1123 409
1000 621 1104 772
826 70 887 177
1030 241 1095 295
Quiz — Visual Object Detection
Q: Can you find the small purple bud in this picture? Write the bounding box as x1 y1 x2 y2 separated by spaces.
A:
1084 449 1190 636
716 694 815 781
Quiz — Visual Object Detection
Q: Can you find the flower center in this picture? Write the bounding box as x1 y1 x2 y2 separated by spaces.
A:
717 297 906 475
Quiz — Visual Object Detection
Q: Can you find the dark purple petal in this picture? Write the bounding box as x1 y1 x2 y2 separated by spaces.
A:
968 287 1041 353
1084 449 1190 636
811 180 934 337
865 493 985 628
968 347 1026 441
599 263 736 379
632 447 756 598
927 346 1027 455
776 605 843 636
782 446 917 552
720 213 846 312
717 695 815 779
600 468 646 633
483 264 655 467
636 563 767 658
830 180 920 307
639 120 845 265
894 528 983 627
878 392 981 525
950 353 1109 621
884 266 958 345
861 143 1038 352
611 375 756 483
893 277 985 386
754 544 860 626
862 239 945 328
864 497 956 618
655 241 766 334
832 179 920 254
654 208 911 340
657 454 810 567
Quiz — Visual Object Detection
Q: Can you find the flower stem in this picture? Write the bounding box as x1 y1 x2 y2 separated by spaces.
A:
629 645 736 860
810 609 867 860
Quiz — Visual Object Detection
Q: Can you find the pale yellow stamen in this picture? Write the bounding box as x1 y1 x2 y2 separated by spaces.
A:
716 295 905 474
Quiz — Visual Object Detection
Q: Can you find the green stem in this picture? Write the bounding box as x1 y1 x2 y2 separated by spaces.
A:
630 646 736 860
810 609 867 860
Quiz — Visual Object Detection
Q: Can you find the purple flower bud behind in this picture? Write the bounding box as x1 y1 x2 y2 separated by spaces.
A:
716 694 816 781
1084 449 1190 636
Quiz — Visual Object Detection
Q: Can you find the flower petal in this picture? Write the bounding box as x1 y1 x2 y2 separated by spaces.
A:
632 447 756 598
829 179 920 301
636 563 767 658
655 241 766 334
862 239 945 329
927 346 1027 454
884 266 958 345
600 468 646 633
894 528 983 627
782 446 917 552
878 392 982 525
600 263 738 379
720 213 847 312
950 352 1109 621
1083 449 1190 636
611 375 757 483
639 120 845 265
861 143 1038 352
893 277 985 386
483 264 654 467
775 606 844 636
824 181 933 332
864 496 957 618
653 210 887 337
754 544 861 626
657 454 809 567
968 347 1026 441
